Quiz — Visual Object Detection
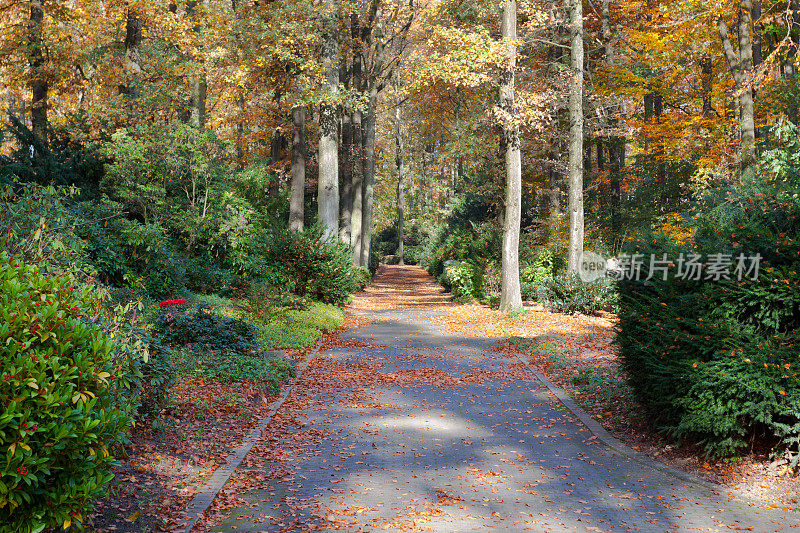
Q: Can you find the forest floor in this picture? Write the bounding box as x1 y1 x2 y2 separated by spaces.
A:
160 264 798 532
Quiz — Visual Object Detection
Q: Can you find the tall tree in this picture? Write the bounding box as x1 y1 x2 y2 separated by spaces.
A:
122 10 142 100
717 0 757 172
340 111 353 242
187 0 208 128
290 106 306 232
350 107 364 264
350 12 365 264
318 0 340 241
357 0 415 266
394 104 405 265
28 0 47 147
360 91 376 266
499 0 522 312
566 0 584 272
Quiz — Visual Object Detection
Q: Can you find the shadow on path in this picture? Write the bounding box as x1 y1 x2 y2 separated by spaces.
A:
206 265 799 533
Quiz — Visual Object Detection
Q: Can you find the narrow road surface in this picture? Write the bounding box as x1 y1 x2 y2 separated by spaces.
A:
205 265 798 532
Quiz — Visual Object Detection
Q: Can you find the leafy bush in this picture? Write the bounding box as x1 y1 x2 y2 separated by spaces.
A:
0 115 105 195
520 248 560 286
373 221 427 264
537 273 618 314
184 256 225 294
419 189 500 278
442 260 485 300
233 224 358 305
154 305 258 353
0 182 92 277
618 156 800 461
352 267 371 291
0 254 131 531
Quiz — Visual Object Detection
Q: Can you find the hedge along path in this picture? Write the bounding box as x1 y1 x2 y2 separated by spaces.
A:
191 265 798 532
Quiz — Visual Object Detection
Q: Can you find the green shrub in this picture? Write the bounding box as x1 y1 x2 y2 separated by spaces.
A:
352 267 371 291
618 161 800 461
0 182 92 278
234 225 358 305
520 248 560 286
0 254 131 531
185 256 225 294
402 245 419 264
154 305 259 353
136 338 177 420
442 260 485 300
537 273 618 314
419 188 500 278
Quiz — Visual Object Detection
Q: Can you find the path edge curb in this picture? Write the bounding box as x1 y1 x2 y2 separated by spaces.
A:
180 350 318 533
520 359 736 496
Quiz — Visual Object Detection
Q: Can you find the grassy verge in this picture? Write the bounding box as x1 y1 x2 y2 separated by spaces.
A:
192 293 346 352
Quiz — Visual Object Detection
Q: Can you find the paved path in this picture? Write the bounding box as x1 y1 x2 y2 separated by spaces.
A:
206 266 798 532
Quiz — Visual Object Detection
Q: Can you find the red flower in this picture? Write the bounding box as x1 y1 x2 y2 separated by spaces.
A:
159 298 186 308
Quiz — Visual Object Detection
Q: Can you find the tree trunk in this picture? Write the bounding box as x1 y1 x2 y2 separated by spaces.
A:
609 138 622 237
738 0 756 170
717 1 756 173
394 106 405 265
318 0 340 241
701 56 713 116
122 10 142 100
349 15 365 265
499 0 523 312
187 0 208 128
350 110 364 265
567 0 584 272
29 0 47 147
290 106 306 232
360 92 377 267
340 112 353 243
548 131 561 230
270 128 283 197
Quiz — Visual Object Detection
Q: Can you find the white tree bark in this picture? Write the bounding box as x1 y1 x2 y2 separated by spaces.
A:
499 0 523 312
567 0 584 273
318 0 340 241
350 109 364 265
360 91 377 267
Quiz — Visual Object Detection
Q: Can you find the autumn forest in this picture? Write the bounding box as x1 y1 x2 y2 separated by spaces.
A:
1 0 800 530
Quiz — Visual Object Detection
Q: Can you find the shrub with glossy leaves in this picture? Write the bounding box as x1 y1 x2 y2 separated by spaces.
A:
0 254 130 531
153 305 258 353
